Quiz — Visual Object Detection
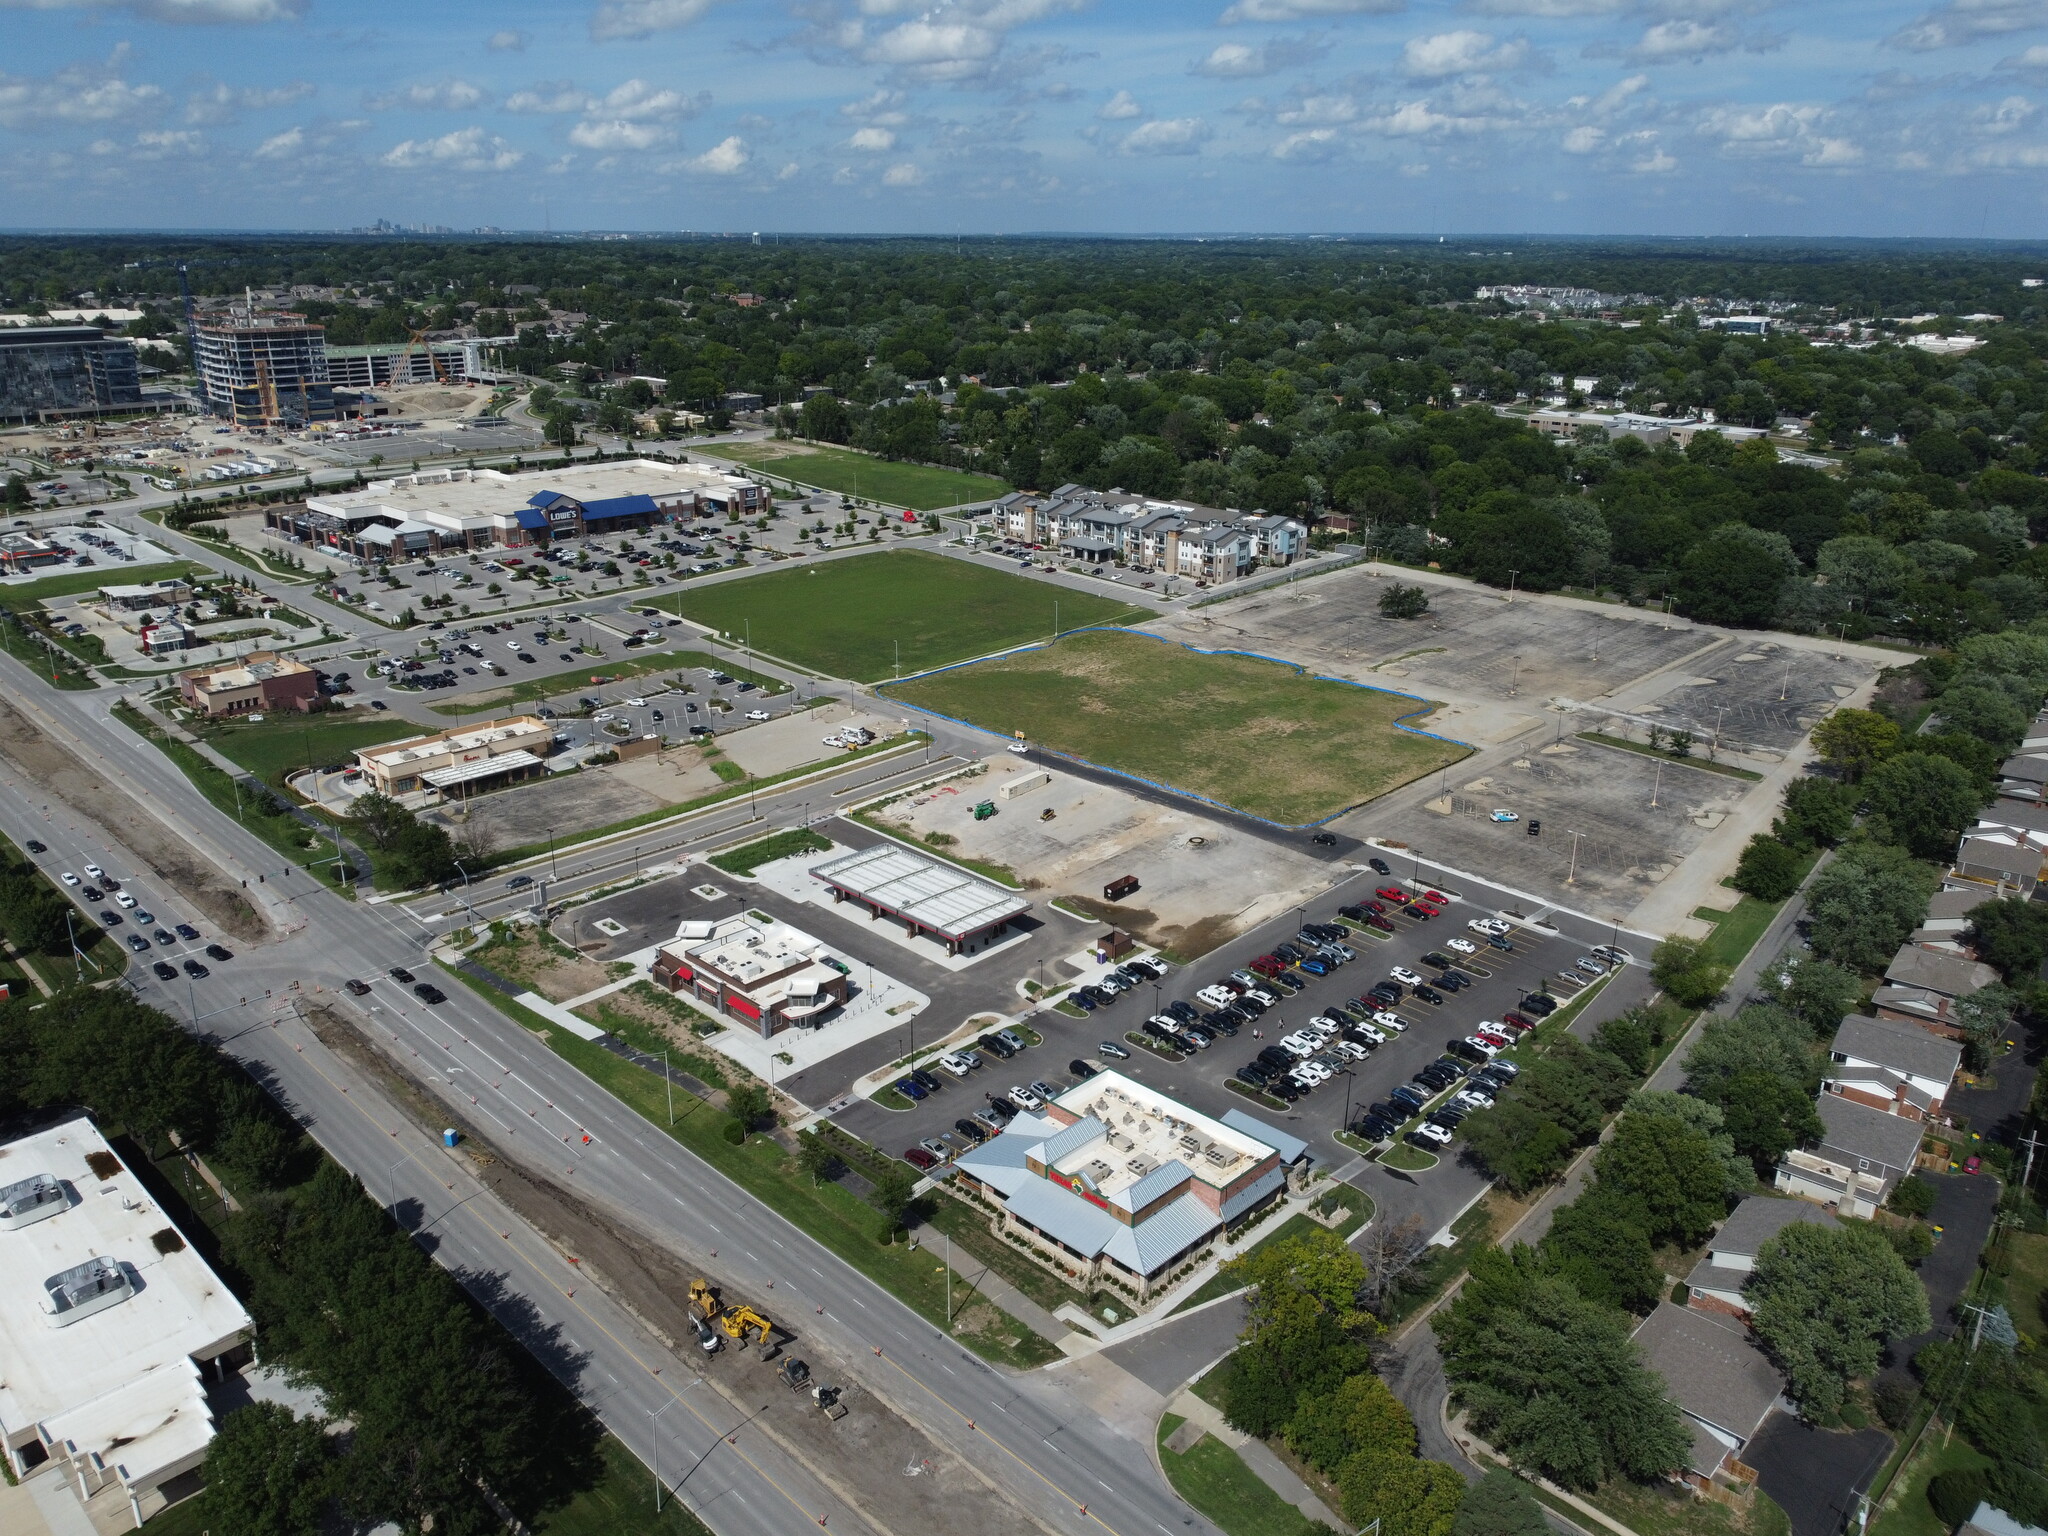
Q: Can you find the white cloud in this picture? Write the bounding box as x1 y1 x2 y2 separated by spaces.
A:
1632 146 1677 171
1694 102 1847 162
1608 19 1781 64
506 84 592 114
841 88 907 124
823 0 1085 85
132 128 202 157
568 118 671 149
1276 92 1360 124
1467 0 1623 12
849 125 897 150
0 0 302 21
1099 88 1142 117
252 124 302 157
382 125 524 171
181 79 314 124
1219 0 1400 21
687 134 748 173
1889 0 2048 50
1401 30 1529 76
590 0 721 42
882 160 925 184
594 79 706 119
1121 116 1210 153
487 29 528 50
1192 35 1328 76
0 59 166 128
1272 126 1340 158
1562 123 1604 151
367 80 488 111
777 160 801 179
1806 136 1864 164
1996 41 2048 68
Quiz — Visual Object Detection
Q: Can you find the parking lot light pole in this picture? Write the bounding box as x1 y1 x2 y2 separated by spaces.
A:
545 825 559 879
1565 830 1585 886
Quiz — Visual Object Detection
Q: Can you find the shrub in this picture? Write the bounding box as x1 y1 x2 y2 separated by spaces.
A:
1928 1469 1990 1530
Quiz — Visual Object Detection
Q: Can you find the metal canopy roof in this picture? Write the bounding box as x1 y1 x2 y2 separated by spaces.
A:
810 844 1028 939
421 747 541 788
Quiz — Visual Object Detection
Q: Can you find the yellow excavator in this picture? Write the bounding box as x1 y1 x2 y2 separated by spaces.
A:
688 1278 780 1359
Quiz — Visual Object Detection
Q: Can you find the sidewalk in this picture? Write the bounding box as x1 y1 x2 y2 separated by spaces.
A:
1167 1388 1349 1530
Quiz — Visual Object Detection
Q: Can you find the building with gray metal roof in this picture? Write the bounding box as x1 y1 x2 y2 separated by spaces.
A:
811 844 1029 956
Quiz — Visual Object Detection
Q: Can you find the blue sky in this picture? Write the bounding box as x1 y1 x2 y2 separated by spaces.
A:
5 0 2048 237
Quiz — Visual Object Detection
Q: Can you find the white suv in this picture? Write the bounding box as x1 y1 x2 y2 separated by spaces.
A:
1468 917 1511 937
1390 967 1424 987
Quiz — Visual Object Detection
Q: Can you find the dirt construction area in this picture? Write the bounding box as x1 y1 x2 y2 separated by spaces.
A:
0 695 267 942
867 755 1344 957
1366 735 1755 925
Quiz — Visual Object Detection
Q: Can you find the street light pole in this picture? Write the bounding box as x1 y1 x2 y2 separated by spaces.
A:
545 825 559 879
1565 829 1585 886
1505 570 1519 603
650 1397 676 1512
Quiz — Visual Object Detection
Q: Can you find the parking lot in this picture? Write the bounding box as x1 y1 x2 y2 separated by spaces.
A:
1629 640 1870 757
1364 734 1754 922
829 864 1642 1175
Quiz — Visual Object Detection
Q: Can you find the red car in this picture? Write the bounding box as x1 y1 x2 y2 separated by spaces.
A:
1362 899 1386 914
1422 889 1448 904
1476 1030 1512 1050
904 1147 938 1170
1502 1012 1536 1031
1376 886 1410 903
1251 956 1286 976
1367 916 1395 932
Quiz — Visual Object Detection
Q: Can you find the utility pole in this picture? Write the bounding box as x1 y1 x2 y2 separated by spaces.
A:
1960 1301 1996 1352
2020 1129 2043 1197
663 1049 674 1126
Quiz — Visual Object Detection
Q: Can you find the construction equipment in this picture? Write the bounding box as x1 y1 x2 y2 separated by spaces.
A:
777 1359 847 1420
688 1278 781 1358
972 800 997 821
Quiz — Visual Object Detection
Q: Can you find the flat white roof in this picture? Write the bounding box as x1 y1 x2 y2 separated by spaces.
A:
306 459 745 532
0 1118 250 1454
810 844 1029 938
421 747 542 788
362 715 548 768
1051 1071 1274 1199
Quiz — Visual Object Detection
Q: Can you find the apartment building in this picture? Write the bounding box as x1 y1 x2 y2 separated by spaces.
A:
1684 1196 1840 1318
1774 1093 1926 1217
989 486 1305 585
1824 1014 1961 1122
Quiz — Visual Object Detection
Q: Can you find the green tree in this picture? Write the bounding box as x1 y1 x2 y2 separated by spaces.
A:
1337 1450 1467 1536
1762 956 1863 1036
1684 1004 1815 1091
1539 1192 1663 1313
1590 1008 1656 1075
1812 708 1900 780
1434 1247 1689 1490
1221 1230 1380 1437
1748 1222 1930 1420
1776 776 1858 850
1887 1174 1938 1218
1953 982 2019 1069
1651 934 1728 1008
869 1165 918 1229
1285 1372 1416 1474
1805 840 1940 971
1586 1111 1734 1248
1862 751 1986 860
1732 834 1804 901
1676 524 1797 627
1625 1091 1751 1195
201 1403 334 1536
724 1081 771 1131
1704 1068 1826 1174
1966 897 2048 982
1452 1470 1548 1536
1380 583 1431 619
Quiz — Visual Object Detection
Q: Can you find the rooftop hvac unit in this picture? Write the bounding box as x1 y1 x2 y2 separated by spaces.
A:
42 1256 133 1327
0 1173 67 1230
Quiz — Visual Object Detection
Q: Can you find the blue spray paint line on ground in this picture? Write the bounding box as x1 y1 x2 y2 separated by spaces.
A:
875 625 1474 831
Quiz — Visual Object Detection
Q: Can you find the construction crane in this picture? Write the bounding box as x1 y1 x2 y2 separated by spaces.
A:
394 327 449 387
119 255 240 413
687 1278 780 1358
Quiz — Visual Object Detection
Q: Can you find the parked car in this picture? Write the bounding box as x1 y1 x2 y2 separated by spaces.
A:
1098 1041 1131 1060
903 1147 938 1170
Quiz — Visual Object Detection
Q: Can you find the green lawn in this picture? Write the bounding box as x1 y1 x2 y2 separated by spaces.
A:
197 710 416 787
534 1432 714 1536
1693 850 1820 970
1155 1413 1323 1536
2001 1230 2048 1344
713 441 1008 510
708 828 832 876
428 647 790 718
0 560 206 609
670 549 1143 682
888 628 1471 826
1869 1433 1990 1536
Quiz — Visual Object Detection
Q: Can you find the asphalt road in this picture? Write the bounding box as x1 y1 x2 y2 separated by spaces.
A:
0 651 1226 1536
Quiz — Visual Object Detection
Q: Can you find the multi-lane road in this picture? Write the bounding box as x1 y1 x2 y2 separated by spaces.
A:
0 648 1228 1536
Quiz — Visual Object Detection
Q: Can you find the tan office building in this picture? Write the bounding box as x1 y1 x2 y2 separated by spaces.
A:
351 715 553 797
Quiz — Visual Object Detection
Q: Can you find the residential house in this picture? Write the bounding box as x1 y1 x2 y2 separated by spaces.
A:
1685 1196 1841 1317
1950 823 2045 898
1824 1014 1962 1122
1996 748 2048 805
1913 886 2001 948
1632 1302 1786 1491
1775 1092 1927 1217
1873 945 2001 1037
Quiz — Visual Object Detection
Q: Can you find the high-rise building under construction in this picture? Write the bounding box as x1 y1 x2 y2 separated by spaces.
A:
192 310 335 426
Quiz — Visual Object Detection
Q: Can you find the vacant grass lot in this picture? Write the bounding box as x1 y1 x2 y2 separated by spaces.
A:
1156 1414 1322 1536
198 710 412 786
889 629 1469 826
713 441 1008 510
673 549 1144 682
0 560 206 610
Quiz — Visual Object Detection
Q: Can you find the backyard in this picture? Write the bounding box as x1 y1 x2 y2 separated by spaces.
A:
672 549 1144 681
886 628 1471 826
712 441 1008 510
